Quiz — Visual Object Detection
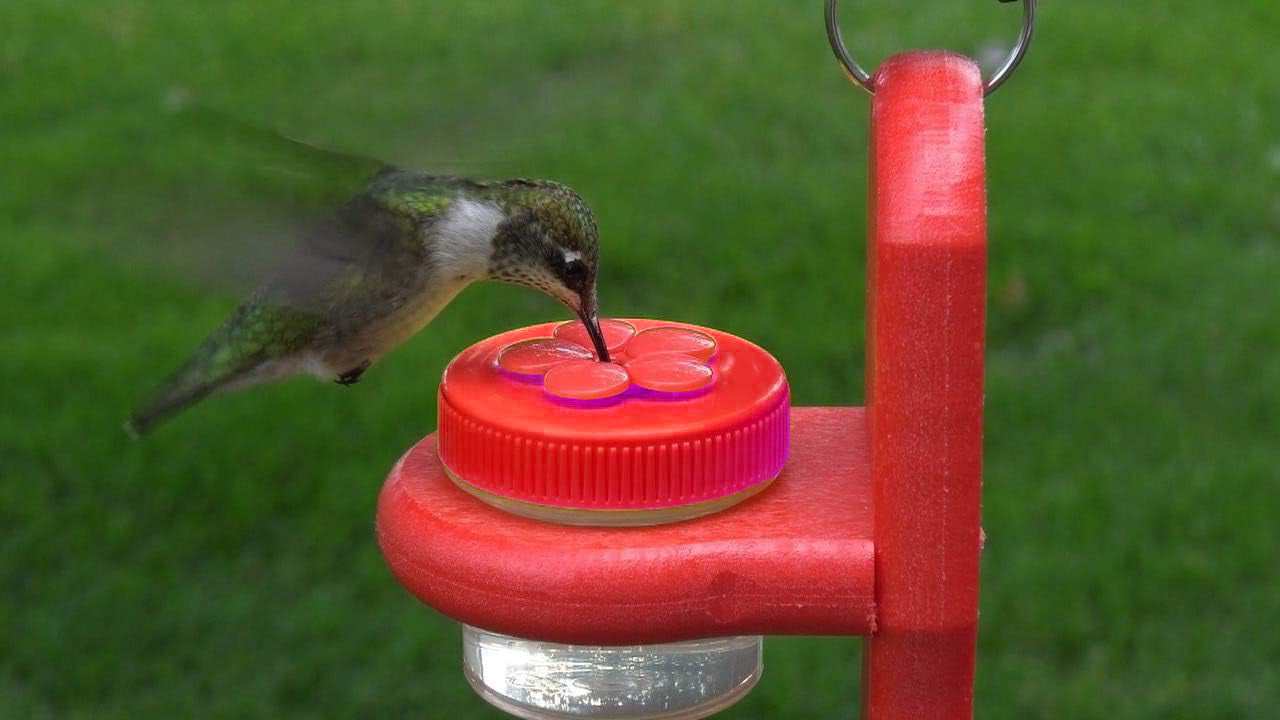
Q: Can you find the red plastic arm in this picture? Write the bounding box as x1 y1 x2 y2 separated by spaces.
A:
377 407 875 645
861 53 988 719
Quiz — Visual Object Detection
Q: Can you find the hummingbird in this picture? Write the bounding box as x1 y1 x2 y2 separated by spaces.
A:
126 168 610 435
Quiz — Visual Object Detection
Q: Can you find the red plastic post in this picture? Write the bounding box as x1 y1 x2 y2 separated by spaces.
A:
861 53 988 719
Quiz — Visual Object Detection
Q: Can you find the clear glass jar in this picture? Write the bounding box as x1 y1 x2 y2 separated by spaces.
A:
439 319 786 718
462 626 762 720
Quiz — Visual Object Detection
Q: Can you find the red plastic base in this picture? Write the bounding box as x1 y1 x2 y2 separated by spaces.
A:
377 406 874 645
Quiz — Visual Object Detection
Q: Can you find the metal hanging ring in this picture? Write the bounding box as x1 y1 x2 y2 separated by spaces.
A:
825 0 1036 97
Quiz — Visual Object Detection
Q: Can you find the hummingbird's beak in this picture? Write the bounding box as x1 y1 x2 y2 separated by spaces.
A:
576 292 610 362
578 310 610 362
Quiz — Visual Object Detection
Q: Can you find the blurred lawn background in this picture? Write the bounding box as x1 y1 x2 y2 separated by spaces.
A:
3 1 1279 717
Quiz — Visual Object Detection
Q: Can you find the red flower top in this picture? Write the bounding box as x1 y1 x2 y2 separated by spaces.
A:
496 319 718 401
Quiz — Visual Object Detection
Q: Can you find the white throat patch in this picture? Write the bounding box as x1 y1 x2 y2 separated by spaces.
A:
430 197 505 280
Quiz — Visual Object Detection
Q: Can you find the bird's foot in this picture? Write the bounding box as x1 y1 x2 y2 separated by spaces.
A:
335 360 371 386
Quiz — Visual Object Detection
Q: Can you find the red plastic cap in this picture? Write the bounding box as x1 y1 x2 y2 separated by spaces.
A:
437 319 790 510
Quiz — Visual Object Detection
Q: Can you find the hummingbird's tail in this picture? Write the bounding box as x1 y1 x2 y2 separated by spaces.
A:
125 330 266 437
127 297 318 436
125 365 224 438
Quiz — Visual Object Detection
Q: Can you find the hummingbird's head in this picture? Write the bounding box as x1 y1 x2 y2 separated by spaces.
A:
488 181 609 360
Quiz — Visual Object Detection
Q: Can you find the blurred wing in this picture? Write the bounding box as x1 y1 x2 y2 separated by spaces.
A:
260 178 445 314
84 101 398 295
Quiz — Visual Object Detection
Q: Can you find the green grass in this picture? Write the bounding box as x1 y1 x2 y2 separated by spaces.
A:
3 1 1279 717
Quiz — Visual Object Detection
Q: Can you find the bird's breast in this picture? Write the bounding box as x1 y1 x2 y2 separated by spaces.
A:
332 273 473 363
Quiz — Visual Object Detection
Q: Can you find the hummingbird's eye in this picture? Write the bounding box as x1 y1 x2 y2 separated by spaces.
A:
561 257 589 292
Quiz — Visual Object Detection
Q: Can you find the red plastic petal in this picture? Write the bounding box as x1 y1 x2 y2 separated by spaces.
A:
553 318 636 357
497 338 593 375
625 355 714 393
543 361 631 400
627 327 717 361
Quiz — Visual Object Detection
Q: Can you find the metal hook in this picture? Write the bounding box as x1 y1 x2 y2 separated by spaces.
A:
825 0 1036 97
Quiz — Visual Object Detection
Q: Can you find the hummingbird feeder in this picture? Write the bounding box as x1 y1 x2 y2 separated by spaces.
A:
376 2 1035 718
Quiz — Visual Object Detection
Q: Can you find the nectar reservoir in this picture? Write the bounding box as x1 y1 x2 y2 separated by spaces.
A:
437 319 790 720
